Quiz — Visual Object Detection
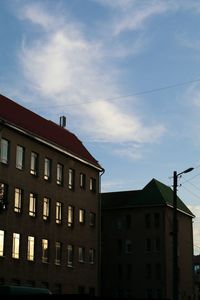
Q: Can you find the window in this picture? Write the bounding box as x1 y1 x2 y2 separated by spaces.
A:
126 264 132 280
68 168 75 190
43 197 50 221
89 177 96 193
29 193 37 217
30 152 38 176
155 237 161 252
67 205 74 227
80 173 86 189
146 238 151 252
79 209 85 224
126 214 131 229
44 158 51 181
55 242 62 265
0 230 5 256
145 213 151 228
27 236 35 261
0 138 9 164
145 263 152 279
56 202 62 224
67 245 73 267
155 263 161 279
42 239 49 263
89 212 96 227
78 247 85 263
118 239 122 255
14 188 22 213
89 248 95 264
12 233 20 259
0 182 8 211
125 240 132 254
154 213 160 228
57 163 63 185
16 145 25 170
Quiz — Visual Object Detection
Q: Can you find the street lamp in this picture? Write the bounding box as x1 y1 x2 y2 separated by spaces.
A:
172 167 194 300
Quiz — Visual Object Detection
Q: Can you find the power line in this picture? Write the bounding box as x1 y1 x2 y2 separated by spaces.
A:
30 76 200 110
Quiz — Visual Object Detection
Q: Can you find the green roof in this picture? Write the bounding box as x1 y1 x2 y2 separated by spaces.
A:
101 178 194 217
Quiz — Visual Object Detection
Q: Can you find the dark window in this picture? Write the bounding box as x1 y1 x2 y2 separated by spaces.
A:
89 212 96 227
145 213 151 228
68 169 75 190
154 213 160 228
89 177 96 193
80 173 86 189
126 214 131 229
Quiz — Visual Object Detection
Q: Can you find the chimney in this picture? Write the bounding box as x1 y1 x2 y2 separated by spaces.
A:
59 116 66 128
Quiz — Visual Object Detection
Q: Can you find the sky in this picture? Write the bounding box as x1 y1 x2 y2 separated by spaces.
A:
1 0 200 254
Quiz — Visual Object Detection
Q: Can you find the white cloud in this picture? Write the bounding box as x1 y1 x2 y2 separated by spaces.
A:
15 1 166 158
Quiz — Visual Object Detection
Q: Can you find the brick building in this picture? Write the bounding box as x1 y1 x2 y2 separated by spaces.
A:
0 93 103 295
101 179 194 299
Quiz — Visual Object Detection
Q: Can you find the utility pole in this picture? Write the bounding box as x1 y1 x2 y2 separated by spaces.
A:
172 167 194 300
173 171 178 300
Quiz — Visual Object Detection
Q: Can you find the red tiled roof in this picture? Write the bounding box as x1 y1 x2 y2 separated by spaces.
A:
0 93 102 169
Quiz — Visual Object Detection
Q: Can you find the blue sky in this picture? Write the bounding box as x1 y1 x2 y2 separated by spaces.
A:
1 0 200 253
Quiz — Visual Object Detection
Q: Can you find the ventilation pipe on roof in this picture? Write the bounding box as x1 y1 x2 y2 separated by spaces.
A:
60 116 66 128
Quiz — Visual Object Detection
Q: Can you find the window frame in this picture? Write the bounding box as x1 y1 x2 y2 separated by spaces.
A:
43 197 50 221
57 163 63 186
14 188 22 213
56 201 62 224
29 193 37 217
12 233 20 259
16 145 25 170
27 236 35 261
30 152 38 176
44 158 51 181
0 138 9 164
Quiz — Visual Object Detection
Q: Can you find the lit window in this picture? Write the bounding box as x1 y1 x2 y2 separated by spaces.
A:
12 233 20 259
79 209 85 224
42 239 49 263
30 152 38 176
29 193 37 217
68 169 75 190
89 248 95 264
0 230 5 256
44 158 51 181
16 145 25 170
56 202 62 224
80 173 86 189
67 245 73 267
89 212 96 227
89 178 96 193
57 163 63 185
55 241 62 265
78 247 85 262
0 138 9 164
43 197 50 221
27 236 35 261
14 188 22 213
0 183 8 211
67 205 74 227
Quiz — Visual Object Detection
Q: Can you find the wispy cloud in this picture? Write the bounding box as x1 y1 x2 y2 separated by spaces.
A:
13 1 166 159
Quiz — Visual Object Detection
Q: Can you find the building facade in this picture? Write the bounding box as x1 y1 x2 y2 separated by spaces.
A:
101 179 194 299
0 94 103 295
